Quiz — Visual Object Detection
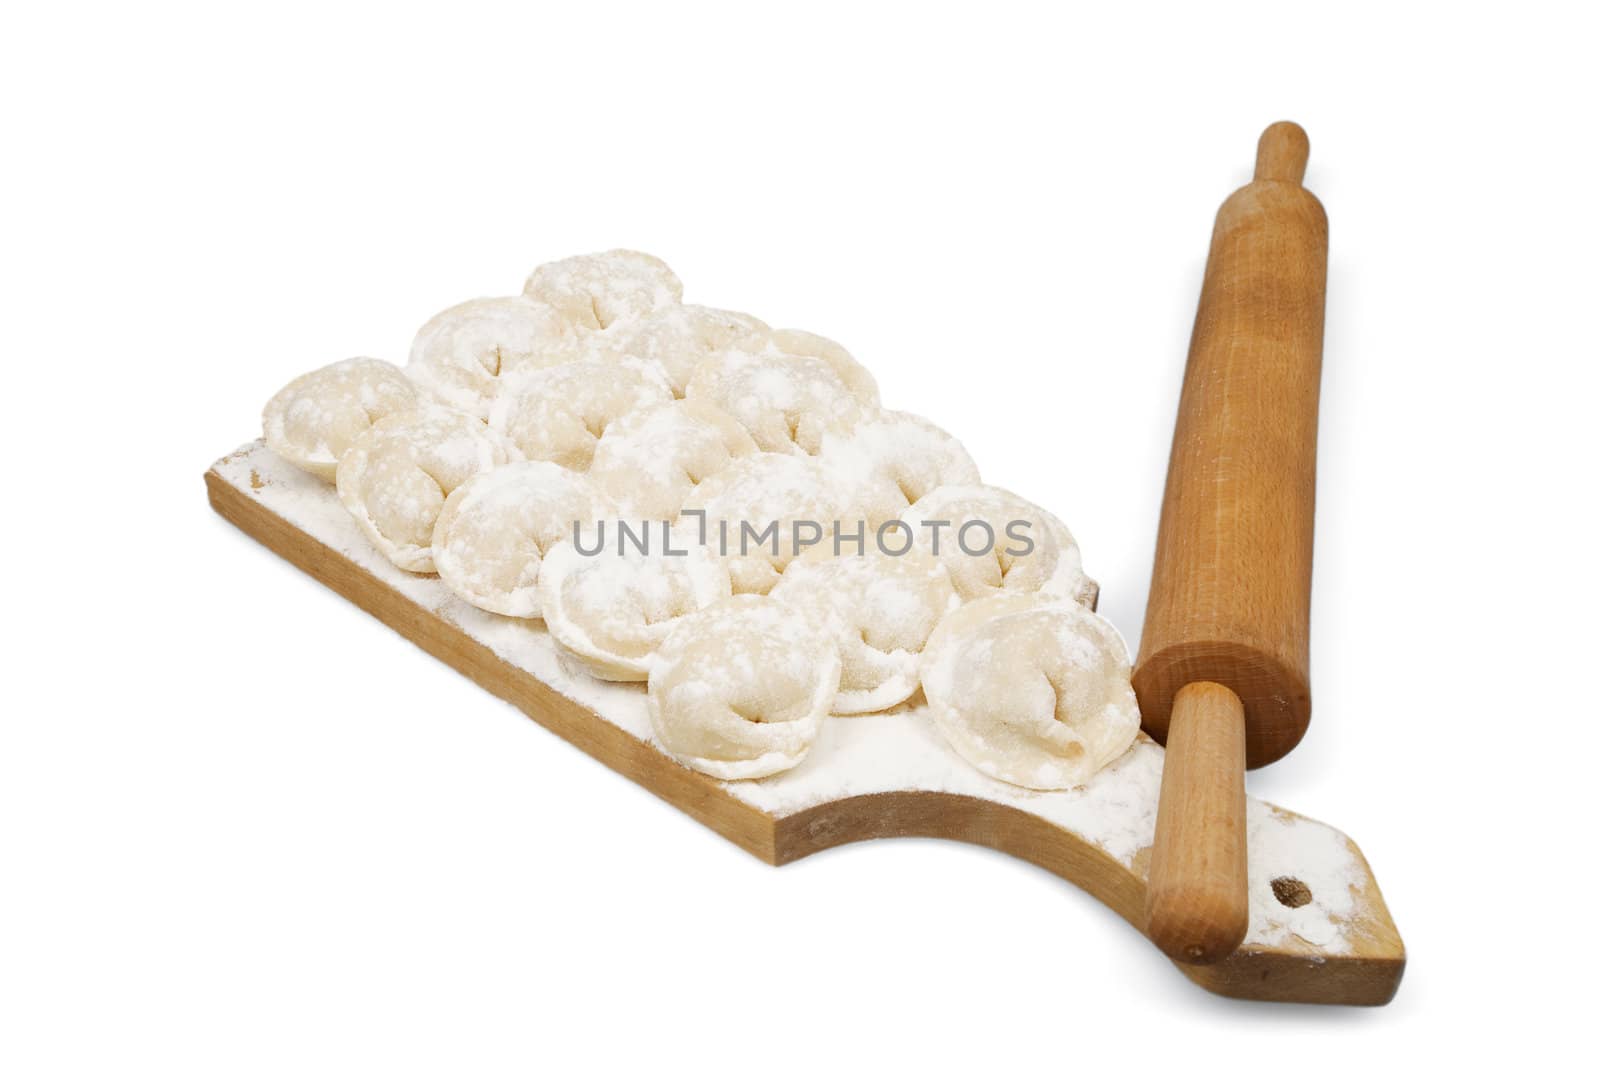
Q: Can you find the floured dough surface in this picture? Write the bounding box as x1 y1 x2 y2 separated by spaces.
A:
432 461 613 617
259 248 1133 791
263 358 420 481
523 250 683 330
539 538 731 681
686 344 867 455
588 398 759 521
921 593 1140 790
489 359 672 472
335 407 517 572
771 546 960 714
406 296 578 420
820 409 981 524
900 484 1094 606
772 329 880 407
771 329 883 409
647 595 841 780
597 304 770 396
680 453 853 594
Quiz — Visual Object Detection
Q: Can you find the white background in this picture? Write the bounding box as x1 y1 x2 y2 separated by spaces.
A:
3 2 1595 1062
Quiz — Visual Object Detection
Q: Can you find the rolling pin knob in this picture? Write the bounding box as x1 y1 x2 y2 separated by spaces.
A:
1254 120 1310 184
1144 682 1249 963
1134 122 1328 964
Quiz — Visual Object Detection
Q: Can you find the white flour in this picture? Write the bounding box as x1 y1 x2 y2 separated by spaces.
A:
213 440 1372 955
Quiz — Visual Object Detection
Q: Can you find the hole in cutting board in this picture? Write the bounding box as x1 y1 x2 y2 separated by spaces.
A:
1271 876 1313 908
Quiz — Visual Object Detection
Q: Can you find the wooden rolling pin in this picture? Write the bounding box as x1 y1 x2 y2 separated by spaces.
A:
1133 121 1328 964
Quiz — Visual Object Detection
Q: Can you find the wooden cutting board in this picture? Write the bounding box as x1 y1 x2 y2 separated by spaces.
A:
206 441 1404 1005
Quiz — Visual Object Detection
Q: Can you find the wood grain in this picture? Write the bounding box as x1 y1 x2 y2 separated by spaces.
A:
1133 120 1328 768
206 459 1403 1005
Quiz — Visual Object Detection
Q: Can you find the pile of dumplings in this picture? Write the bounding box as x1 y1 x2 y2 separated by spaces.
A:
262 250 1140 791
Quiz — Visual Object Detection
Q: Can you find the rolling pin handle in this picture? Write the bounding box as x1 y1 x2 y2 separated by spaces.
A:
1254 121 1310 185
1144 682 1250 964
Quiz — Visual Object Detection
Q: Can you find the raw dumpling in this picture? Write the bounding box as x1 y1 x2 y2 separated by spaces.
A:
772 328 880 407
597 304 770 396
588 398 759 521
900 485 1096 607
407 296 579 419
336 408 517 572
686 344 868 455
820 409 981 524
679 453 852 594
262 358 420 482
647 595 841 780
538 538 731 681
488 359 672 472
771 545 960 714
920 593 1140 790
523 250 683 330
432 461 613 617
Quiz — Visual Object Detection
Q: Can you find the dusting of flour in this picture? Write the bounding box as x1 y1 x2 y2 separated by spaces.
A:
214 441 1372 955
